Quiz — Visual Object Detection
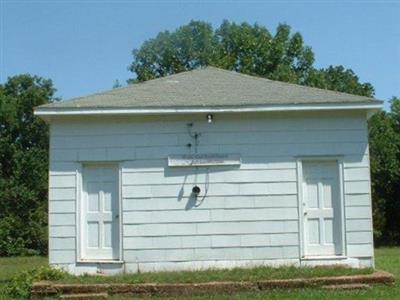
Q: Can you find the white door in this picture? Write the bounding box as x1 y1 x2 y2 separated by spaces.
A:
81 165 120 260
302 161 343 257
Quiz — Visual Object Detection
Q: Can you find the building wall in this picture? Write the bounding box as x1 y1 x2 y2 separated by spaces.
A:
48 111 374 274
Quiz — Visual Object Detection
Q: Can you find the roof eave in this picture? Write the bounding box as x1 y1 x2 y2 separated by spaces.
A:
34 102 383 120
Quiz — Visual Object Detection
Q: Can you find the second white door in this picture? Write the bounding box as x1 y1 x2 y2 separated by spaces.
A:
302 161 343 257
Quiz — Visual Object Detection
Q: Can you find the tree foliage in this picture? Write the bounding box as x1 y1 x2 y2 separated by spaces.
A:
369 97 400 245
0 74 56 256
129 20 373 97
305 66 374 97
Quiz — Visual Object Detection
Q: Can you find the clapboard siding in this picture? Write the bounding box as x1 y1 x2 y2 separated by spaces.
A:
49 162 78 175
50 112 366 137
48 111 374 270
345 181 371 194
50 250 76 264
123 233 298 250
342 150 373 263
122 182 297 198
50 130 367 150
50 143 368 162
347 231 373 244
48 160 78 265
346 206 371 219
49 188 75 200
124 158 297 172
49 213 75 226
119 155 370 173
49 200 75 213
123 220 298 237
343 154 370 168
344 167 370 181
136 142 368 159
346 219 372 232
347 244 374 257
345 194 371 206
122 169 297 184
124 245 299 263
49 237 75 250
49 175 76 188
123 195 297 211
49 226 76 237
123 208 298 224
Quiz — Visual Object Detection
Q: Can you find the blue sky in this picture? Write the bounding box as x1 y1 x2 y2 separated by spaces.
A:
1 1 399 109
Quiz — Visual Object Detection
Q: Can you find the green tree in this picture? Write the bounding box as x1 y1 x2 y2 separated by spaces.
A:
369 97 400 245
305 66 374 97
390 96 400 127
0 74 56 256
129 20 373 97
129 20 217 82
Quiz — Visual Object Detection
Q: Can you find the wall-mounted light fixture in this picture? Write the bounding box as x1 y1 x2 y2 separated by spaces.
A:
207 114 213 124
192 186 201 196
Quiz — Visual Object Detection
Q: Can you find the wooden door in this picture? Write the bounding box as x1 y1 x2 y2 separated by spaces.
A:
302 161 342 256
82 165 119 260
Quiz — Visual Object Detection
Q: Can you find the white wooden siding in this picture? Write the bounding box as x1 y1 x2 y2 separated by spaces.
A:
123 220 298 236
48 111 373 269
123 195 297 211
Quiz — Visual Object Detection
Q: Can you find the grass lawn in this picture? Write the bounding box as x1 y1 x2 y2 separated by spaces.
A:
0 248 398 299
0 256 48 284
54 264 373 285
108 248 400 300
0 256 48 298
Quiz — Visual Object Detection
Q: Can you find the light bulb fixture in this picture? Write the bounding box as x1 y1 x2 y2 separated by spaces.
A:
192 186 201 196
207 114 213 124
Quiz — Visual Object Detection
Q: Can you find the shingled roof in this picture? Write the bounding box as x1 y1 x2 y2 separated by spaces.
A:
37 67 381 112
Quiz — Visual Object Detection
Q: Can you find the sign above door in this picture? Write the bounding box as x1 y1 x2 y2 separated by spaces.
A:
168 154 241 167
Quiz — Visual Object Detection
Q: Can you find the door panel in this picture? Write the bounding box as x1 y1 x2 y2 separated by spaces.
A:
82 165 119 260
302 161 342 257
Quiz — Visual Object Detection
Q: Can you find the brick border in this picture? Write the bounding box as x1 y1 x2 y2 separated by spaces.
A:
31 271 394 298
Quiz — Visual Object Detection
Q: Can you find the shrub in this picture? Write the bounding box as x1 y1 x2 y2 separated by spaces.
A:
0 215 45 256
0 217 27 256
5 266 66 299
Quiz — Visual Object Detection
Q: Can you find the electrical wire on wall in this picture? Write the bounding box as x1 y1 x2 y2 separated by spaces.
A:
194 167 209 207
187 123 200 154
185 122 209 207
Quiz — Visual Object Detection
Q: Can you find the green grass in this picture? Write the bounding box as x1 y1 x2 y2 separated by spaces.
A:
55 264 373 285
0 256 48 284
121 247 398 300
0 256 48 299
0 248 398 299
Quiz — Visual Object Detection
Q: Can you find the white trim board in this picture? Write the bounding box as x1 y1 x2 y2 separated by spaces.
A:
35 102 382 118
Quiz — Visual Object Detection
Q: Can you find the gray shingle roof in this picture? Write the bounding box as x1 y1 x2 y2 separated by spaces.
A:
38 67 381 110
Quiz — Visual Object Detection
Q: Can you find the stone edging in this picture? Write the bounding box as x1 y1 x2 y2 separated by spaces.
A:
31 271 394 298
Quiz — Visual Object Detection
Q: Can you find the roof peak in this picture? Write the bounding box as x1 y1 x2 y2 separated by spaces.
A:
132 66 376 100
37 65 381 112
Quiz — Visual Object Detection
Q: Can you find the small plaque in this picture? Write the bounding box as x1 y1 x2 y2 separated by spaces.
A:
168 154 241 167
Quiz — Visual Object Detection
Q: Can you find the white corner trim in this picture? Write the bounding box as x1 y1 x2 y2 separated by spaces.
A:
34 103 383 117
76 164 83 262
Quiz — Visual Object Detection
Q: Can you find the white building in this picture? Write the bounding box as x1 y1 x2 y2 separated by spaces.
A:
35 67 382 275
